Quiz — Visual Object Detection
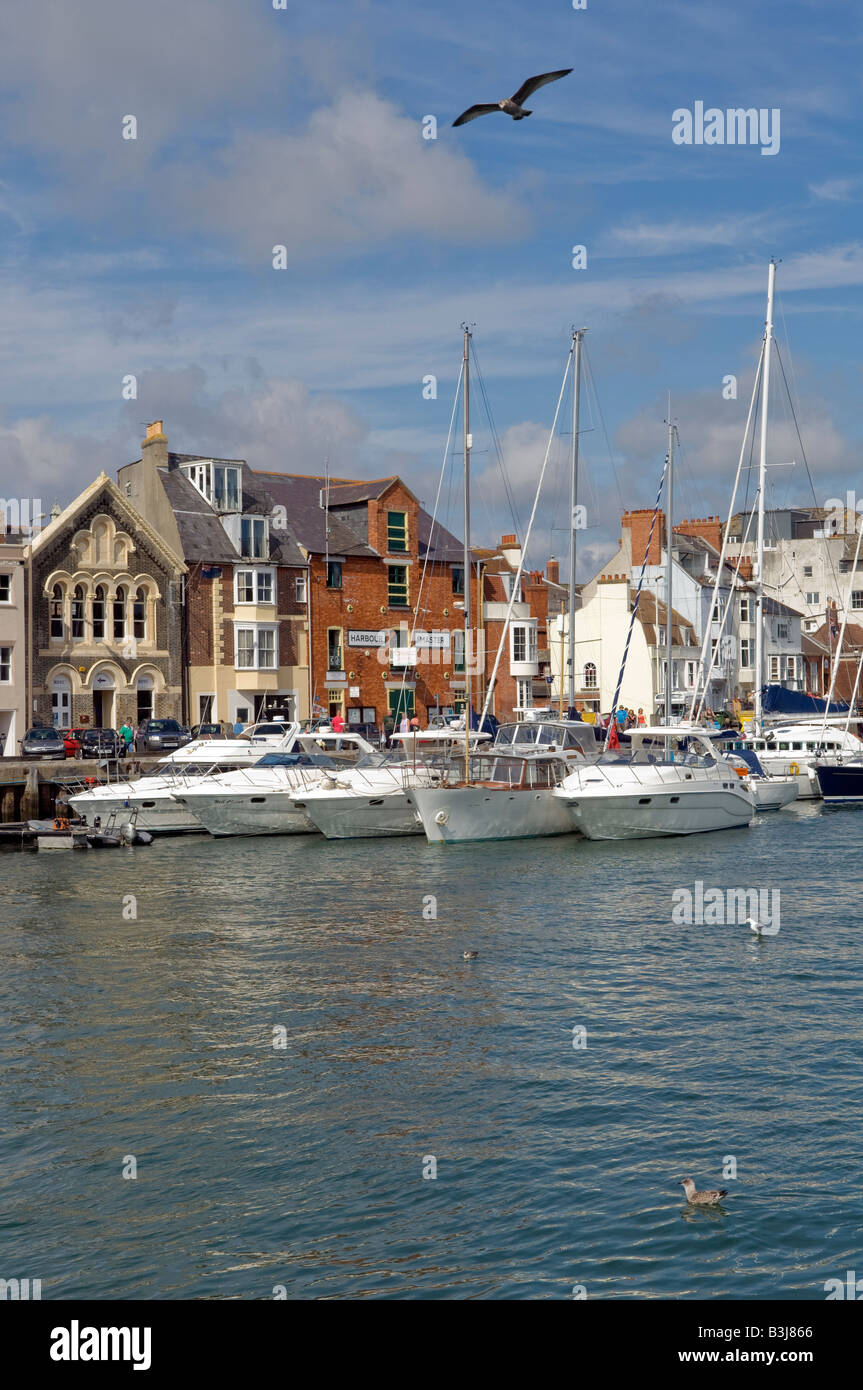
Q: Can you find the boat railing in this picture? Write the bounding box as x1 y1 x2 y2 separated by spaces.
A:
568 755 729 791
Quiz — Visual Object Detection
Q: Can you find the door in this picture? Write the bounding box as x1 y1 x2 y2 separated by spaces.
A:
51 685 71 728
93 691 105 728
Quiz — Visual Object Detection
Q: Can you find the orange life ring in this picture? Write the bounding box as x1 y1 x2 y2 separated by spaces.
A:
789 762 800 776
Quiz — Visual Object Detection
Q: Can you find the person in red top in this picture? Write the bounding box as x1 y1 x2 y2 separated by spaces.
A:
331 712 345 733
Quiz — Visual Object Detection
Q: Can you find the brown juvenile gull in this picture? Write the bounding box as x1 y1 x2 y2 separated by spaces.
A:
680 1178 728 1206
452 69 573 127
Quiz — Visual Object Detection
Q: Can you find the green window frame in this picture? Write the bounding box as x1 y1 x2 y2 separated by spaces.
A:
387 510 407 553
388 564 408 607
388 689 415 721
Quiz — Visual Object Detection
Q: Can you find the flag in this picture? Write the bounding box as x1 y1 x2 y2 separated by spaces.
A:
607 719 619 750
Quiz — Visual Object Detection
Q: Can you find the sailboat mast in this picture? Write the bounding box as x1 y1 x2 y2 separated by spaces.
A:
665 396 674 727
754 260 776 735
462 325 472 774
568 329 584 714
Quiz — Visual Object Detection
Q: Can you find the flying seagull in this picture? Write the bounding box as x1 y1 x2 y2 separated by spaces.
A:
680 1178 728 1207
746 916 780 937
453 69 573 127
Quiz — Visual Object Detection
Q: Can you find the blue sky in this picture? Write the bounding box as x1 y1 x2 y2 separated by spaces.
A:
1 0 862 576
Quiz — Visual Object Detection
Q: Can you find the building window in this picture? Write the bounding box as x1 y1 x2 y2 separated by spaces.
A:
387 510 408 553
327 628 343 671
770 655 780 680
776 621 789 640
71 584 85 640
0 574 10 603
852 591 863 610
92 584 106 639
113 586 127 639
50 584 64 639
803 565 813 578
739 597 750 623
213 465 241 512
711 598 725 623
133 587 147 640
0 646 10 682
236 624 277 670
388 564 408 607
453 629 465 673
240 516 268 560
805 591 819 606
198 695 214 723
511 624 537 664
235 568 274 604
236 628 255 668
387 689 415 722
295 574 307 604
740 638 753 668
258 628 275 669
326 560 342 589
451 566 465 595
583 661 597 690
686 661 697 687
515 677 533 711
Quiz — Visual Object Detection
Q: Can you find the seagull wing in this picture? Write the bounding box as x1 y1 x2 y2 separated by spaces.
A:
452 103 502 127
511 68 573 106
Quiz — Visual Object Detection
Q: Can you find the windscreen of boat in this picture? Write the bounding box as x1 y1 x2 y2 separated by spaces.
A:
256 752 337 768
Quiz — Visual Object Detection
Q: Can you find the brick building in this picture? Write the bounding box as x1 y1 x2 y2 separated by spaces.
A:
28 473 185 730
118 424 310 726
253 472 475 729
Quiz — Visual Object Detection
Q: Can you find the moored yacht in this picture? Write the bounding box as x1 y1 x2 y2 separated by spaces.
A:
553 727 755 840
407 750 576 843
292 728 491 839
721 722 863 799
68 721 304 833
168 730 376 836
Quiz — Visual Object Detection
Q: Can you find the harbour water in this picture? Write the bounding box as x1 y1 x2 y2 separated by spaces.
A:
1 800 860 1300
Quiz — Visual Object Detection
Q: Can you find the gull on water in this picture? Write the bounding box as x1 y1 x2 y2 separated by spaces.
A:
462 950 479 961
452 69 573 127
680 1178 728 1206
746 916 780 936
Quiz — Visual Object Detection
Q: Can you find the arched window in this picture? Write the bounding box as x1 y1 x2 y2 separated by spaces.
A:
50 584 65 639
92 584 106 640
71 584 85 640
113 585 127 640
583 661 597 690
133 587 146 641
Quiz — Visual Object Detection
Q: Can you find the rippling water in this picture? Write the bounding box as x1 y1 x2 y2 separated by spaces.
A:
1 800 861 1299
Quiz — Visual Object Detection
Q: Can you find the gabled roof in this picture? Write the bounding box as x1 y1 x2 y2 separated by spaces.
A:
325 476 403 505
159 470 240 565
631 588 696 648
248 472 379 557
30 472 186 573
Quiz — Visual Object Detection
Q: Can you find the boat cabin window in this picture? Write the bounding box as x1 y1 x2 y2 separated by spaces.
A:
513 725 537 745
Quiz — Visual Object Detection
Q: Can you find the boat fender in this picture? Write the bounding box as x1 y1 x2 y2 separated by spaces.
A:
732 765 747 778
319 776 337 790
434 810 448 826
789 762 800 776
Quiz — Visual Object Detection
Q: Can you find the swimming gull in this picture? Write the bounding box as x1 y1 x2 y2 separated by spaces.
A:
680 1178 728 1206
746 916 780 937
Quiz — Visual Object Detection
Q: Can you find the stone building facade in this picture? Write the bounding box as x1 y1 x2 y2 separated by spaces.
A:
28 474 185 730
0 530 27 754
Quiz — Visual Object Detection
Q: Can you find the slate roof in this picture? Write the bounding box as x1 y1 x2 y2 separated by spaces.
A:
159 469 242 565
631 588 697 648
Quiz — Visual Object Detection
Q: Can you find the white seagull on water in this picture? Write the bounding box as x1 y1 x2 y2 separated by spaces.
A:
746 917 780 937
452 69 573 127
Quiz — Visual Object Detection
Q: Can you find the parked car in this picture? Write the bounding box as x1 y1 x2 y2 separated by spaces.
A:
191 722 226 740
21 726 67 760
61 727 89 758
78 727 126 760
136 718 192 753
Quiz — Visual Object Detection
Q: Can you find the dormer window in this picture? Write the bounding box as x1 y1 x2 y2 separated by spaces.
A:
182 460 242 513
240 516 268 559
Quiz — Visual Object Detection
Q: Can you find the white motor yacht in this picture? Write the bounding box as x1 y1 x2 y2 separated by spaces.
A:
407 750 578 843
67 720 304 833
553 727 755 840
292 729 491 839
171 730 375 836
724 721 863 799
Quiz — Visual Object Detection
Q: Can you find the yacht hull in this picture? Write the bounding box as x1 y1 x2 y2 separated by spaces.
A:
750 779 798 811
297 790 422 839
813 763 863 802
67 789 203 834
556 784 754 840
173 792 316 836
407 786 576 842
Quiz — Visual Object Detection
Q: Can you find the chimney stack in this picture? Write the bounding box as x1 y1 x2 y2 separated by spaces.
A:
142 420 168 472
621 508 665 566
546 556 560 586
